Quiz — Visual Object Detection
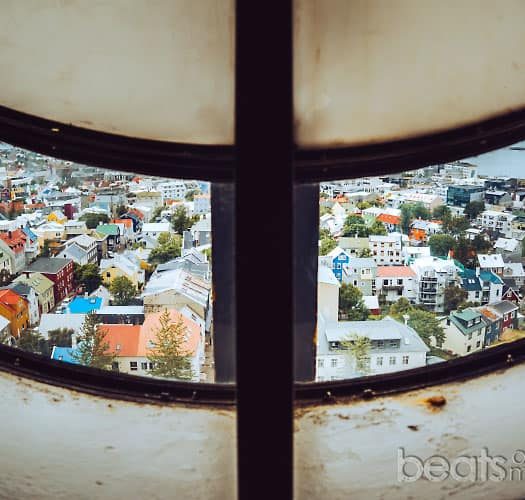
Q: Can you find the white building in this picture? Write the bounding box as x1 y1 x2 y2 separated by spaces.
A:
410 256 458 313
141 222 172 240
375 266 417 304
369 234 405 266
193 194 211 214
155 180 187 201
316 266 428 381
478 210 515 238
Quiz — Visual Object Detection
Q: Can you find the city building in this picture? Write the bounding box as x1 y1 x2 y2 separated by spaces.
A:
375 266 417 304
24 257 74 303
446 185 485 207
441 308 486 356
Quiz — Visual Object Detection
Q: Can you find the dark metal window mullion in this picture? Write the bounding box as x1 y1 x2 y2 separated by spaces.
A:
235 1 294 499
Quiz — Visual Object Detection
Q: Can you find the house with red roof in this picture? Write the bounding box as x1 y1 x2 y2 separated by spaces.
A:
0 229 29 273
103 309 203 380
0 289 29 336
377 213 401 232
375 266 417 304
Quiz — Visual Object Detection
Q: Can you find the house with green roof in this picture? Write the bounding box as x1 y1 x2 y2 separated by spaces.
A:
441 308 486 356
13 272 55 314
95 224 120 251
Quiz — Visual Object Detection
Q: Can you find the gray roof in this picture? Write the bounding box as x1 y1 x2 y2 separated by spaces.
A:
98 306 144 315
3 283 32 298
25 257 72 274
322 317 429 354
61 244 88 261
488 300 519 315
38 314 86 338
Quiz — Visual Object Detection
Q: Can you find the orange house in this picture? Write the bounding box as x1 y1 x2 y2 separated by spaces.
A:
0 289 29 337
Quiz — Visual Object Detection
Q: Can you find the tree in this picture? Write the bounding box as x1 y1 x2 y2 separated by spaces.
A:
172 206 197 234
356 201 372 210
342 214 369 237
464 201 485 221
74 263 102 293
148 233 182 264
444 285 468 314
319 205 332 217
150 205 165 221
147 309 193 380
454 237 475 266
388 297 412 316
358 248 372 258
412 203 430 220
72 313 116 369
319 237 337 256
79 212 109 229
109 276 137 305
443 216 470 235
40 239 51 257
472 234 491 254
340 334 371 375
115 204 127 217
338 283 369 320
319 227 331 239
369 220 387 236
400 204 413 234
48 328 74 347
16 330 49 355
432 205 451 220
185 189 201 201
428 234 456 257
406 308 445 347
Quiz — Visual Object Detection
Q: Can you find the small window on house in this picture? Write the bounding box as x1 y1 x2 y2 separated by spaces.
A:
130 361 138 371
318 359 324 368
331 358 337 368
402 355 409 365
467 346 472 352
376 357 383 366
476 341 481 348
141 362 148 370
389 356 396 365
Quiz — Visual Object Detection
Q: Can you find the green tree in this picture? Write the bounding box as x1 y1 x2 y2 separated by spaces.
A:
472 234 491 254
150 205 165 221
388 297 412 316
171 206 197 234
464 200 485 220
338 283 369 321
428 234 456 257
405 308 445 347
74 263 102 293
40 239 51 257
48 328 74 347
319 227 331 239
185 189 201 201
443 216 470 235
319 205 332 217
147 309 193 380
368 220 387 236
432 205 451 220
358 248 372 258
357 201 372 210
412 203 430 220
340 334 371 375
342 214 369 237
109 276 137 305
454 237 475 266
17 330 49 355
400 204 413 234
319 237 337 256
72 313 116 369
79 212 109 229
148 233 182 264
444 285 468 314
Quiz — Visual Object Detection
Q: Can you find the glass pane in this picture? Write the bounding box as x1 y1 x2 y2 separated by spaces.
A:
0 141 222 383
294 0 525 147
0 1 234 144
315 141 525 381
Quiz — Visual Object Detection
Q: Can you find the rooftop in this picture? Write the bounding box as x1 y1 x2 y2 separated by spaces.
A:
25 257 72 274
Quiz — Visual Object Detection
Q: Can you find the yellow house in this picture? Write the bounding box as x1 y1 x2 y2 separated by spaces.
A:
100 255 145 290
33 222 66 248
47 210 68 224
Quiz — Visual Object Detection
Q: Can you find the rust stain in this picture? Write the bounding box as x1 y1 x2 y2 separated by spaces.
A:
422 394 447 411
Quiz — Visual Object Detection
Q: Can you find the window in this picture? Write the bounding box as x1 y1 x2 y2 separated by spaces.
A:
476 341 481 348
467 346 472 352
141 362 148 370
331 358 337 368
389 357 396 365
130 362 138 371
402 356 409 365
377 340 384 349
318 359 324 368
376 357 383 366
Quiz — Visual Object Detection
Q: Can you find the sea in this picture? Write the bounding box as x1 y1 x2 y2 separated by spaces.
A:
464 140 525 179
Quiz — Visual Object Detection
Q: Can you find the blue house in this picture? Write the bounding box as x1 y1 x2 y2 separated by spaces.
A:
478 307 503 346
67 296 103 314
326 247 351 282
50 346 80 365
